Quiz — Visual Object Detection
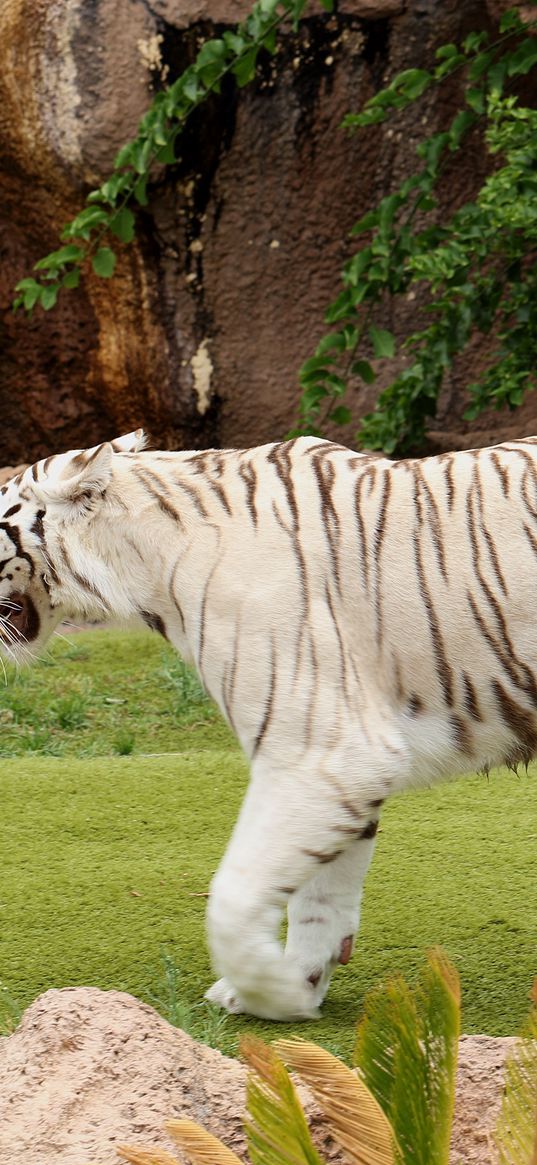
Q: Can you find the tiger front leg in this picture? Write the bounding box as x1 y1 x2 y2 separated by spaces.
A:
284 821 380 1010
204 764 383 1020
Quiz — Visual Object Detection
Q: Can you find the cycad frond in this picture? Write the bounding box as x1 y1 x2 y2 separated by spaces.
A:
494 982 537 1165
116 1146 181 1165
241 1035 326 1165
166 1118 244 1165
274 1036 399 1165
355 948 460 1165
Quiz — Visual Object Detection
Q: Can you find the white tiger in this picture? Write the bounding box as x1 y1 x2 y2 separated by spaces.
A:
0 428 535 1019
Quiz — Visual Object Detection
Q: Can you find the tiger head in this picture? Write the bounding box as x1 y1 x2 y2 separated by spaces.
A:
0 430 146 663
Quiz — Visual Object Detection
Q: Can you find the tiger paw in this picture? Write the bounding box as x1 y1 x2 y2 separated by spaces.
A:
205 977 247 1014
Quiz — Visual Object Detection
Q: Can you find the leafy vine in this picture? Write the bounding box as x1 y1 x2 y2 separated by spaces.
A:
13 0 331 313
294 6 537 452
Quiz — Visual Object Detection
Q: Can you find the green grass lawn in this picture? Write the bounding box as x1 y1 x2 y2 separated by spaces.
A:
0 630 536 1060
0 629 234 757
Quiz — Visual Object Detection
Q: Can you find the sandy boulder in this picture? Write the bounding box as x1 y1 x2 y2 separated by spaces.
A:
0 988 247 1165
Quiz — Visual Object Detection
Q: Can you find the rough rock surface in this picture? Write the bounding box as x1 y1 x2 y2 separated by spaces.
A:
0 0 534 464
0 986 516 1165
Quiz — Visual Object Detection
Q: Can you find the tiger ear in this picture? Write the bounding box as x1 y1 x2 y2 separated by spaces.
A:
110 428 147 453
33 442 114 509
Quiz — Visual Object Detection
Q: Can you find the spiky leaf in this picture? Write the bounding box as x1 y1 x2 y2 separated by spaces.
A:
274 1037 398 1165
355 949 460 1165
166 1119 243 1165
241 1036 325 1165
117 1146 181 1165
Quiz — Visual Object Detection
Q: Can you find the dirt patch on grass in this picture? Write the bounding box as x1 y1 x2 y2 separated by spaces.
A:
0 987 515 1164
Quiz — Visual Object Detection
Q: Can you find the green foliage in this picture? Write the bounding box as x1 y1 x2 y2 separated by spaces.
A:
13 0 333 314
0 629 227 758
146 950 232 1050
244 1039 325 1165
355 950 460 1165
0 980 22 1035
162 655 211 716
294 8 537 453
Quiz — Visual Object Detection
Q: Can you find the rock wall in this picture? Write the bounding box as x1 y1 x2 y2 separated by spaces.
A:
0 0 532 462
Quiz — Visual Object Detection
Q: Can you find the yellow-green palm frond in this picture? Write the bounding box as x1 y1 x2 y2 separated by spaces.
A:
354 949 460 1165
165 1118 244 1165
494 980 537 1165
274 1036 399 1165
116 1146 181 1165
240 1035 326 1165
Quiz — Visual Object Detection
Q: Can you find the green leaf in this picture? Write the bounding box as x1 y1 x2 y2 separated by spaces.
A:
15 277 39 291
134 174 148 206
15 278 41 311
345 249 372 286
109 207 135 243
34 244 84 271
435 42 459 61
468 49 497 81
350 210 379 236
316 332 346 356
329 405 352 425
301 385 329 410
463 30 488 54
114 142 135 169
298 384 328 412
233 48 259 86
98 173 132 204
369 325 396 358
158 138 178 165
262 27 277 52
449 109 476 149
352 359 376 384
465 87 485 114
131 138 152 174
62 206 110 240
487 58 508 94
435 53 466 79
223 30 246 53
507 37 537 77
378 193 403 233
324 288 353 324
323 373 346 394
197 38 227 67
62 268 81 289
180 75 200 104
41 284 60 310
301 355 335 376
394 68 432 101
92 247 117 278
499 9 523 32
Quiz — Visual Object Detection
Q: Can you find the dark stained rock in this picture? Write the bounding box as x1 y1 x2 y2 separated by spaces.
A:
0 0 533 463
